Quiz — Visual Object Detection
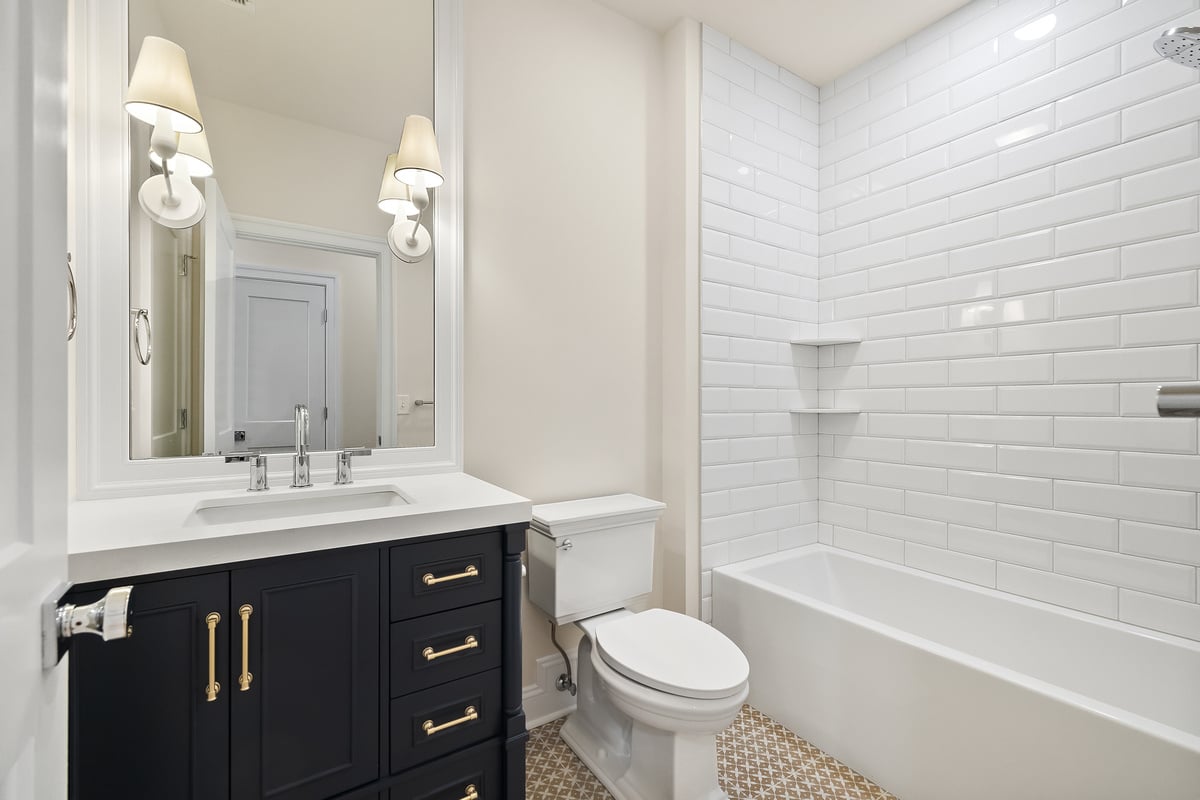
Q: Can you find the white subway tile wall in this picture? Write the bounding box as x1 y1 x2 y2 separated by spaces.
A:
702 1 1200 641
700 27 822 620
816 0 1200 641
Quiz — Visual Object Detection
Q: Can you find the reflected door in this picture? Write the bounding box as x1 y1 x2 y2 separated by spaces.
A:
233 276 328 451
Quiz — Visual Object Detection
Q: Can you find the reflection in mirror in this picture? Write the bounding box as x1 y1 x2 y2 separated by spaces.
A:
126 0 435 460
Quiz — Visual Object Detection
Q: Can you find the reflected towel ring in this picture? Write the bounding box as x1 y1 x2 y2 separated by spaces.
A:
67 254 77 342
132 308 152 365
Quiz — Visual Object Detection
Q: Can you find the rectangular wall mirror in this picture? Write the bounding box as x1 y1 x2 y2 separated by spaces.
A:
72 0 462 497
126 0 434 460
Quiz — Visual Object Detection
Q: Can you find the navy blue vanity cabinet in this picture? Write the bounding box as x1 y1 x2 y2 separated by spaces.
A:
229 548 380 800
68 524 528 800
69 572 231 800
386 524 528 799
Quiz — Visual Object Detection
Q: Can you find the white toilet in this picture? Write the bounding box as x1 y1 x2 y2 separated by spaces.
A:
527 494 750 800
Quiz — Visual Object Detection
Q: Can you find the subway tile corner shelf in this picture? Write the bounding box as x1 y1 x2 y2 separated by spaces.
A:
790 337 862 346
790 408 861 415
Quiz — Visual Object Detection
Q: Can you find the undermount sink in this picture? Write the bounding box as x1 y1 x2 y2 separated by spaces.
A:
187 484 411 527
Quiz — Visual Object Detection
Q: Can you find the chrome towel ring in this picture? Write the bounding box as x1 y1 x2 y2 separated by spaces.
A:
132 308 152 365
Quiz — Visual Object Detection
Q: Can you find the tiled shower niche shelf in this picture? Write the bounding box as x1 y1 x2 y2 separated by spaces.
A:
789 337 862 346
789 409 861 415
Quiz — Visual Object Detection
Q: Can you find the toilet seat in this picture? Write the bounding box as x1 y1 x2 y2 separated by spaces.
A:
594 608 749 700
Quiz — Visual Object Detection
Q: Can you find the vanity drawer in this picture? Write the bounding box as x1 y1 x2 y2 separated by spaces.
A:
390 532 502 621
388 739 501 800
391 601 502 696
389 669 502 774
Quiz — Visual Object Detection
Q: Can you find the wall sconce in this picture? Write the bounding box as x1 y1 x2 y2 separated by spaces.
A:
125 36 208 229
385 115 443 263
148 129 214 179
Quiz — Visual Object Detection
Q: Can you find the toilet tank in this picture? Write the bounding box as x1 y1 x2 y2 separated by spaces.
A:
527 494 666 625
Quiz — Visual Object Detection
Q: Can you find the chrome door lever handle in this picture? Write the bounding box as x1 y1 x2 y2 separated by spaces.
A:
43 585 134 668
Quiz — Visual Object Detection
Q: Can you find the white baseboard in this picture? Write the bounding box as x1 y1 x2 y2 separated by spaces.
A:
522 652 578 729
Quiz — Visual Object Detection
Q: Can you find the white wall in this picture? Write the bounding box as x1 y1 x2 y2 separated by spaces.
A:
698 28 822 620
817 0 1200 641
463 0 672 682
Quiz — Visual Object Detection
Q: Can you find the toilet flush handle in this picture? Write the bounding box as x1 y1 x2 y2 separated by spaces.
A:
557 539 573 552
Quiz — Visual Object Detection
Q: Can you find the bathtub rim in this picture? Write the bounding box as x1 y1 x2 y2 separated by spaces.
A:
713 543 1200 755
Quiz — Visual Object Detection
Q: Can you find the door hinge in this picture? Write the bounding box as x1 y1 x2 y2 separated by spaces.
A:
323 406 328 421
179 408 189 429
321 308 328 325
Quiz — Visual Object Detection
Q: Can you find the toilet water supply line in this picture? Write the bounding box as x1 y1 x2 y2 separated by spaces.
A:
549 620 577 696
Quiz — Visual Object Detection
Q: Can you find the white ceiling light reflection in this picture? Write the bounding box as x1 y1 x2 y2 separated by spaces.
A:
1014 14 1057 42
953 297 1031 329
995 122 1050 148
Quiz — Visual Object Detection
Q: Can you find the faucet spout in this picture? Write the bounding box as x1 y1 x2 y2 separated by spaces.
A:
291 404 312 488
294 403 310 454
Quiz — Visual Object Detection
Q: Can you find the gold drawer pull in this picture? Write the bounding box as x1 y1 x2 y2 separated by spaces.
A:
238 604 254 691
423 635 478 662
422 705 478 736
458 785 479 800
205 612 221 702
422 564 478 586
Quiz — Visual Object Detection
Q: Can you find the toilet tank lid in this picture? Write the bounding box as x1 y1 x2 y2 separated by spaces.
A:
530 494 666 537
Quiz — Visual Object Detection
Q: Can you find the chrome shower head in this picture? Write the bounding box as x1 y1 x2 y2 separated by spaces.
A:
1154 26 1200 68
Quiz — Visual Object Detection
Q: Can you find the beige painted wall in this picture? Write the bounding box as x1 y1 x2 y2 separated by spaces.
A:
198 95 394 241
463 0 698 684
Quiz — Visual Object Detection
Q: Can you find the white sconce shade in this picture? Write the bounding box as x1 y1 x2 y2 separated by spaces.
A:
377 154 419 217
393 115 443 189
125 36 205 134
149 129 214 178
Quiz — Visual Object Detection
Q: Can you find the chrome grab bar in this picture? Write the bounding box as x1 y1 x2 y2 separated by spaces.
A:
1157 384 1200 416
67 254 77 342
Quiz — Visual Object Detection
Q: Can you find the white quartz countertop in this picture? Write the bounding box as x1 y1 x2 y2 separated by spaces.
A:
68 472 532 584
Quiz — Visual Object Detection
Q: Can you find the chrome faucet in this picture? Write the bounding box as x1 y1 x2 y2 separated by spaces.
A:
334 448 372 485
292 403 311 488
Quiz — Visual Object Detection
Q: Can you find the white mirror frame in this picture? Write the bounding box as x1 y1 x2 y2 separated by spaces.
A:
70 0 463 498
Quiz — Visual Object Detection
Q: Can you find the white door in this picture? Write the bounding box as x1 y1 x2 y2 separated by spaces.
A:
0 0 70 797
233 276 328 450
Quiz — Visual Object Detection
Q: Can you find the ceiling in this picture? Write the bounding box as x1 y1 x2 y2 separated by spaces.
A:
591 0 975 86
132 0 433 146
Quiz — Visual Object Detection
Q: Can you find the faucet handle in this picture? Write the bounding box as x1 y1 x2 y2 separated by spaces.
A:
334 448 372 486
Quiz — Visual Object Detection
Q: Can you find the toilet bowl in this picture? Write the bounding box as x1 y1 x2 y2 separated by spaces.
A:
526 495 750 800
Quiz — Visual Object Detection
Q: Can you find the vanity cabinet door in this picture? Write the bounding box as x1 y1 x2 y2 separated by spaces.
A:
230 548 380 800
69 573 230 800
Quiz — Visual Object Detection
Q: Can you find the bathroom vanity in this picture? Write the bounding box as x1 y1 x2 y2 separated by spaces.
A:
66 475 530 800
61 0 516 795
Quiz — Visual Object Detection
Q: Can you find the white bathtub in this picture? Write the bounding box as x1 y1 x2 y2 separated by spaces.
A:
712 544 1200 800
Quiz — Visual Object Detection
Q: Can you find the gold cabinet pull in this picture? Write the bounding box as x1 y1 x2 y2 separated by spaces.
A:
422 563 477 587
205 612 221 702
458 785 478 800
423 635 478 662
238 604 254 691
422 705 478 736
422 564 478 586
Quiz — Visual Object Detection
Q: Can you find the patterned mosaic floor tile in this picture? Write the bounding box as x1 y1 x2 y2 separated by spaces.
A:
525 704 895 799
